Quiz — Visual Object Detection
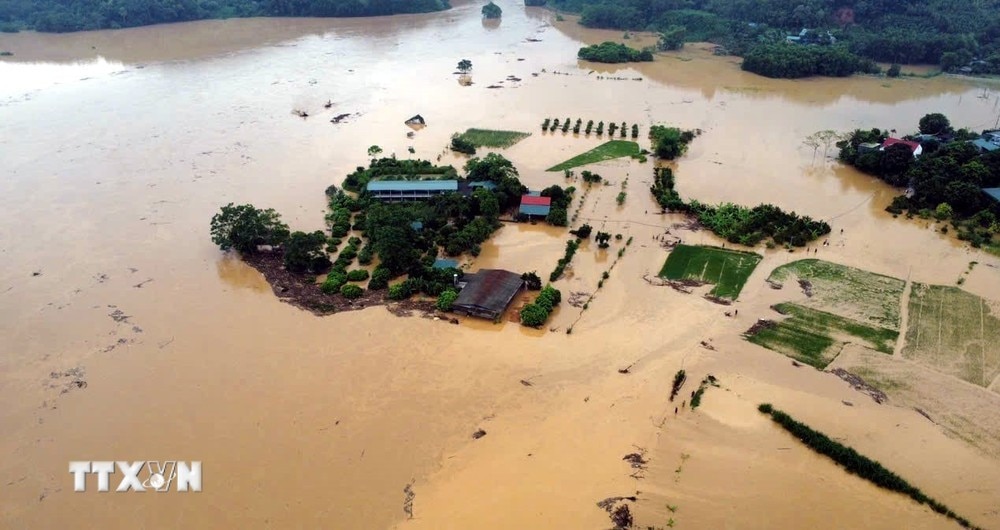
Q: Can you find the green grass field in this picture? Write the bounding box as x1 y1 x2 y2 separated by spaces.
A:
659 245 762 299
748 303 898 369
546 140 640 172
455 128 530 148
902 283 1000 387
768 259 905 330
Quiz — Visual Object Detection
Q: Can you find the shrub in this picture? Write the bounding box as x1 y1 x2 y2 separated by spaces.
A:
346 269 370 281
388 282 412 300
321 272 347 294
368 267 392 290
358 245 374 265
340 284 363 298
670 370 686 401
571 224 593 239
436 289 459 311
521 271 542 290
451 134 477 155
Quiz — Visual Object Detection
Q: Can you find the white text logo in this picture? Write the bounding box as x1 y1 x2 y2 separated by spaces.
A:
69 461 201 492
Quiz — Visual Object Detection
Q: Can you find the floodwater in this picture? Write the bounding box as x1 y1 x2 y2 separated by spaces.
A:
2 1 1000 528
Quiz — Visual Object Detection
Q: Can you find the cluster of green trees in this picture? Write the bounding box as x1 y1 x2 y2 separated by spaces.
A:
758 404 979 529
550 239 580 282
651 167 829 247
0 0 450 32
649 126 697 160
542 117 639 139
577 41 653 63
520 285 562 327
689 201 831 247
741 44 877 79
838 114 1000 249
541 0 1000 74
540 184 573 226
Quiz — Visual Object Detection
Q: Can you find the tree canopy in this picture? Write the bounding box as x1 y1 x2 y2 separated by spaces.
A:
210 203 289 254
542 0 1000 73
0 0 451 32
578 41 653 63
481 1 501 19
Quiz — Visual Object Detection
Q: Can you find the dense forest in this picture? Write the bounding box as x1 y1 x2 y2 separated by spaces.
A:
536 0 1000 74
0 0 449 32
838 114 1000 251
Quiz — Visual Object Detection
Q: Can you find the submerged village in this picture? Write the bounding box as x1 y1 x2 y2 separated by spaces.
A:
212 46 1000 530
8 0 1000 528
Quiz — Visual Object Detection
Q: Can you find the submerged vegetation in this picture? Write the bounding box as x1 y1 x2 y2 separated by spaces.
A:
747 303 898 369
455 128 530 149
577 41 653 63
902 283 1000 387
659 245 761 300
649 125 697 160
757 404 980 529
546 140 640 171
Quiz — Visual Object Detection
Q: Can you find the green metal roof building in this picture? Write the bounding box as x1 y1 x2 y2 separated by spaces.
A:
367 180 458 201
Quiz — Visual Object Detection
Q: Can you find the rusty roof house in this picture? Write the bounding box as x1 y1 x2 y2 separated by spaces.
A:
452 269 524 320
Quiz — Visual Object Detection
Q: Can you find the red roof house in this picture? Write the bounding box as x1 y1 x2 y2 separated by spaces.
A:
519 195 552 217
881 137 923 157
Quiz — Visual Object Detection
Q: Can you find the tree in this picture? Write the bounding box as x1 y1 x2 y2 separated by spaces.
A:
595 231 612 248
210 203 289 254
887 63 901 77
436 289 458 311
481 1 501 19
935 202 954 220
918 113 951 135
658 25 686 51
546 207 568 226
571 224 593 239
457 59 472 73
340 284 364 299
519 303 548 327
521 272 542 290
367 145 383 159
283 230 331 273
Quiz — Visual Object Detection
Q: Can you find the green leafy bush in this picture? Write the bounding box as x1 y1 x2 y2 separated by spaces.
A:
346 269 370 281
340 284 363 299
436 289 458 311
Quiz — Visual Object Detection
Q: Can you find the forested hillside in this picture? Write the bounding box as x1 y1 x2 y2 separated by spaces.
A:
538 0 1000 73
0 0 449 32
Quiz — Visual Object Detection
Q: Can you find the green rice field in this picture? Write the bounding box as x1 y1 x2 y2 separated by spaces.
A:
659 244 762 299
546 140 640 172
454 128 530 148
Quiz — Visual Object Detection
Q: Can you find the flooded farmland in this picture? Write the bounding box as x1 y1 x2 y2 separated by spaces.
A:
2 0 1000 528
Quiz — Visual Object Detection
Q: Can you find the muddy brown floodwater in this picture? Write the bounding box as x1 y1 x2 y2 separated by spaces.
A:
2 1 1000 528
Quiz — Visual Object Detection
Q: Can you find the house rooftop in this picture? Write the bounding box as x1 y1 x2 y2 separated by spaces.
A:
882 138 921 152
452 269 523 319
519 194 552 217
433 258 459 269
972 139 999 152
983 188 1000 202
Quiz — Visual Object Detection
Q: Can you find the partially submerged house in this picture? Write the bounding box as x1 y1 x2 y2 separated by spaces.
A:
452 269 524 320
881 137 923 157
786 28 836 45
366 180 458 201
519 194 552 218
972 138 999 153
405 114 426 126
